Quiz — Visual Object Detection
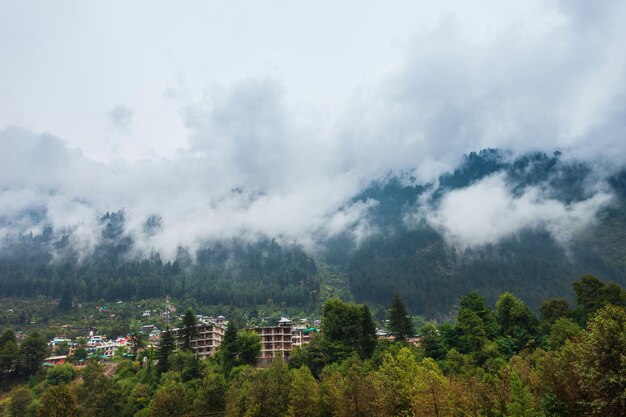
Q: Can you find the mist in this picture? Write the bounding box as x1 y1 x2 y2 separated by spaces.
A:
1 0 626 259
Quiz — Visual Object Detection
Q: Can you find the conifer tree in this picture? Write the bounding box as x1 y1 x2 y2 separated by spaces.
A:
181 308 197 351
156 327 176 374
388 296 414 341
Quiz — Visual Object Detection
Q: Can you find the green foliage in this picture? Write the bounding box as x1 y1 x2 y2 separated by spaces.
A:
287 366 320 417
575 304 626 416
321 298 377 358
37 384 78 417
8 386 34 417
215 324 261 374
387 295 414 341
45 364 77 386
17 331 47 378
573 275 626 323
156 328 175 374
148 382 192 417
496 292 539 352
0 236 319 308
192 368 227 416
180 308 197 351
420 323 446 360
506 371 541 417
547 318 582 350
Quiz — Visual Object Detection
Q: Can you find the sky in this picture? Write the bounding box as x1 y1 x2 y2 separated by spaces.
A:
1 0 625 258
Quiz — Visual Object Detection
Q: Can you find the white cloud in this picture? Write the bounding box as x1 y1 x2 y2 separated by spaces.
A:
416 173 614 249
1 1 626 258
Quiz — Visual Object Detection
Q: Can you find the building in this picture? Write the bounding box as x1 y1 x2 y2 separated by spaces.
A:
43 355 67 366
171 319 226 360
292 326 319 348
89 341 122 358
252 317 293 364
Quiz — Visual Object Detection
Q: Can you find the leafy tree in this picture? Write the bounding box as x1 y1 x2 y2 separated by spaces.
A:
573 275 626 323
17 331 47 378
324 355 375 417
539 298 572 332
237 330 261 366
181 308 197 351
148 382 192 417
496 292 538 352
37 384 78 417
547 318 582 350
420 323 446 360
287 366 321 417
388 295 414 341
575 304 626 416
506 371 541 417
321 298 377 358
45 363 78 386
8 386 34 417
0 336 19 381
54 341 70 356
226 361 291 417
411 358 451 417
192 368 227 416
460 291 499 338
77 362 125 417
455 307 487 356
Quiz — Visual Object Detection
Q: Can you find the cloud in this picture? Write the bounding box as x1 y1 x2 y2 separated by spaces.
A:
415 173 614 249
107 104 134 134
1 1 626 258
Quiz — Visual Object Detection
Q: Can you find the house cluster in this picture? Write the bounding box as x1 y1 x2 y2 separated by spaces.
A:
170 316 320 365
43 315 322 367
43 327 156 366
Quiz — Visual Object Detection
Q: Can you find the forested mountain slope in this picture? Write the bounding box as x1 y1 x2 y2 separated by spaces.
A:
1 149 625 315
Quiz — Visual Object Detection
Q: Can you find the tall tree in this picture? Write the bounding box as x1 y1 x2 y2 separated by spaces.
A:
37 384 78 417
8 386 33 417
539 298 572 333
218 322 239 373
506 372 541 417
496 292 538 352
181 308 197 351
287 366 321 417
322 298 377 358
388 295 414 341
156 328 176 374
17 331 47 378
573 276 626 323
575 304 626 416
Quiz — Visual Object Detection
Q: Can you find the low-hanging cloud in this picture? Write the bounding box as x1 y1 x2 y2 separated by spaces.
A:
1 0 626 259
414 173 614 249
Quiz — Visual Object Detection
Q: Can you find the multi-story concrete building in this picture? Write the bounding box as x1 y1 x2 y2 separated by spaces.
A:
252 317 293 364
292 326 319 348
171 319 226 360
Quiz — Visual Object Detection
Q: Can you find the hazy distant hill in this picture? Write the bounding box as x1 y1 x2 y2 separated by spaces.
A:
1 149 626 316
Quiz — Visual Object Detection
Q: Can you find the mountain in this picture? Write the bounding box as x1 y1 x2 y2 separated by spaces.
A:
1 149 626 316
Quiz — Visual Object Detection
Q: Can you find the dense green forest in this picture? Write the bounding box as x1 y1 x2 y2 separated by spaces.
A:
1 150 626 315
1 276 624 416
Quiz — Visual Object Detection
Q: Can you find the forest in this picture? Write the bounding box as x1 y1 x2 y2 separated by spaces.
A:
0 275 624 416
2 150 626 316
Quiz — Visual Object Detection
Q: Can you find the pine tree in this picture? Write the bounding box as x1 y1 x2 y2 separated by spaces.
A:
181 308 197 351
388 296 414 341
219 322 239 373
156 328 175 374
359 305 377 358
